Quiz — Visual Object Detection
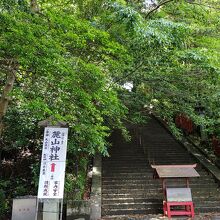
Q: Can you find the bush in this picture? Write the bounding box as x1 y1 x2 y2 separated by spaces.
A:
0 181 9 217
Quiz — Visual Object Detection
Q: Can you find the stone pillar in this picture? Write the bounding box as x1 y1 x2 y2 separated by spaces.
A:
90 154 102 220
43 200 59 220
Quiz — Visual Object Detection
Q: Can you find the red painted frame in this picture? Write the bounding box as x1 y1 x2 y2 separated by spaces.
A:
164 201 195 218
151 164 198 218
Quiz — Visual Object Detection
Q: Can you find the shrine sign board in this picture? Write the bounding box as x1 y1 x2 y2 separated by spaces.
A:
37 127 68 199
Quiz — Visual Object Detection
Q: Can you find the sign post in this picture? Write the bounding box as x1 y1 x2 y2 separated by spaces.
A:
35 127 68 220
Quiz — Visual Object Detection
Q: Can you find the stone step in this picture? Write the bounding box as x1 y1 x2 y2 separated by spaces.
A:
102 203 220 215
102 177 215 184
106 150 144 153
102 189 158 194
102 200 220 211
102 188 220 195
102 176 154 181
105 157 145 159
195 202 220 208
102 175 214 181
103 176 215 182
102 167 152 171
102 198 162 204
102 178 216 184
104 154 146 157
191 191 220 197
146 158 195 162
102 202 162 210
147 150 192 153
147 151 193 154
102 194 220 202
104 157 146 160
102 193 160 199
102 197 220 205
195 206 220 213
103 171 153 175
102 164 149 168
102 173 154 178
101 118 220 217
103 159 147 163
101 215 150 220
109 149 143 152
102 162 148 166
102 207 162 216
102 183 218 189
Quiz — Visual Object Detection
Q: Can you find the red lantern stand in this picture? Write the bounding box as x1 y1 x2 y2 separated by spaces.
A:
151 164 200 218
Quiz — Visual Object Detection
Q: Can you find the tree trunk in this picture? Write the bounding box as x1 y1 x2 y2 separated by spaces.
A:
0 71 16 135
30 0 40 12
0 70 16 176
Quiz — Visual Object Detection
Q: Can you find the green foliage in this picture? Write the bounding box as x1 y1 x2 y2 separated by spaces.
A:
0 1 131 210
1 4 129 155
0 178 32 216
30 162 41 188
65 157 89 199
106 0 220 137
0 180 9 216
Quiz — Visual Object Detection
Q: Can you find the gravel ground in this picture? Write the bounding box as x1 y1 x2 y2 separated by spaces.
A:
102 213 220 220
148 213 220 220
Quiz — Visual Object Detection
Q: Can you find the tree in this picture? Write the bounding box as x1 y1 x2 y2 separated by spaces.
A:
0 2 130 214
93 0 220 136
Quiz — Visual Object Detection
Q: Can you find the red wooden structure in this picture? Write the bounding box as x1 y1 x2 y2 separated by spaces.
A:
164 188 194 218
212 136 220 157
175 114 194 134
151 164 199 218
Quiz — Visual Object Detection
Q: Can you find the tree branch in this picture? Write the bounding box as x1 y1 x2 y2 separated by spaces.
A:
186 1 220 10
145 0 220 18
145 0 175 18
109 61 144 88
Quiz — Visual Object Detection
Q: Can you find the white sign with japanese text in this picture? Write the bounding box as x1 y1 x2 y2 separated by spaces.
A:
37 127 68 199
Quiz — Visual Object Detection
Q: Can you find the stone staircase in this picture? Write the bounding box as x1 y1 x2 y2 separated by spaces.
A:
101 117 220 219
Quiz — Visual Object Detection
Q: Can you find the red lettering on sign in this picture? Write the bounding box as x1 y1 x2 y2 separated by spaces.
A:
51 163 56 172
